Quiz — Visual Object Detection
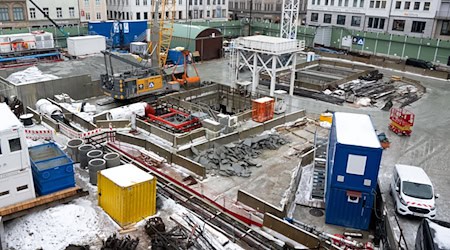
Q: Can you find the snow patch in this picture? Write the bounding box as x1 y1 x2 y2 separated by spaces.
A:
7 66 59 84
429 220 450 249
4 198 107 250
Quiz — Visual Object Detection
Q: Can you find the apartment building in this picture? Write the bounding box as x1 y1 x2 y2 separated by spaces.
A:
0 0 28 29
229 0 307 24
26 0 80 27
79 0 108 22
307 0 450 39
106 0 228 21
306 0 391 32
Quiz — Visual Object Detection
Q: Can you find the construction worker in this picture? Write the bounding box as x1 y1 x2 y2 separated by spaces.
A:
9 95 24 117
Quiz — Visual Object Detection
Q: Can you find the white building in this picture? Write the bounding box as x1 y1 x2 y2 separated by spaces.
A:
26 0 80 27
106 0 228 21
307 0 444 38
79 0 108 22
0 103 36 208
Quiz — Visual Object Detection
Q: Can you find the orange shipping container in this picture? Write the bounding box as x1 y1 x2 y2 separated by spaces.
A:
252 97 275 123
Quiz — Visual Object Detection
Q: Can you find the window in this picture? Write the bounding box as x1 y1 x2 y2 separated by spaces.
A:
9 138 21 152
337 15 346 25
96 0 101 4
395 1 401 9
353 0 357 7
0 8 9 21
413 2 419 10
381 0 386 8
85 0 89 5
0 190 9 197
179 0 182 4
97 12 101 19
317 0 321 5
404 1 410 9
369 0 374 7
144 0 148 5
69 7 75 17
194 0 197 5
360 0 364 7
144 12 148 19
325 0 329 5
346 154 366 175
375 0 380 7
344 0 348 6
30 8 36 19
136 12 141 19
311 13 318 22
207 10 210 17
136 0 140 5
368 17 385 29
178 11 182 19
56 7 62 18
17 185 28 192
338 0 342 6
392 19 405 31
86 12 91 20
13 7 24 21
411 21 426 33
423 2 430 11
312 0 315 4
351 16 361 26
43 8 49 17
0 140 2 154
331 0 335 5
323 14 332 23
441 21 450 35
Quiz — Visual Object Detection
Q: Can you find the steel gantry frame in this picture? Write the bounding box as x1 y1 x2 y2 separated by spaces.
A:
230 36 304 97
280 0 300 39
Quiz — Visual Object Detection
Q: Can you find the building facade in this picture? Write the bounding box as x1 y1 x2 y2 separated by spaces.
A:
106 0 228 21
228 0 307 24
26 0 80 27
307 0 449 39
0 0 28 29
79 0 108 22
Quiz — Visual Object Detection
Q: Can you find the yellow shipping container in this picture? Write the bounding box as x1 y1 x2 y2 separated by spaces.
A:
98 164 157 227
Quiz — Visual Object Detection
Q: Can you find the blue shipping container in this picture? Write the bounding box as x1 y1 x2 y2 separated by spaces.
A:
88 20 147 47
325 187 374 230
326 112 383 193
29 143 75 196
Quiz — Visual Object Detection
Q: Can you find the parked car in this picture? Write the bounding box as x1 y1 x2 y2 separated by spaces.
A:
390 164 438 219
405 58 436 70
415 219 450 250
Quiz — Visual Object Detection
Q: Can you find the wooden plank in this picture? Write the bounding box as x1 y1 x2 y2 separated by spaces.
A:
0 187 87 217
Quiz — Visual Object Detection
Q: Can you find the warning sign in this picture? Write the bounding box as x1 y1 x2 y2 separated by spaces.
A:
352 36 365 46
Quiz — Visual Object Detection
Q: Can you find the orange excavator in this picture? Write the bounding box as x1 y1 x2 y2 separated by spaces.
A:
171 50 200 86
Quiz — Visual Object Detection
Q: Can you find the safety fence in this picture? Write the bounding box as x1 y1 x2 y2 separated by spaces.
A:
24 129 54 141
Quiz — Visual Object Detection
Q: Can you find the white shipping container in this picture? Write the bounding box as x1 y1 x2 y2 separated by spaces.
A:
8 33 37 51
67 35 106 56
34 32 54 50
0 36 11 53
130 42 147 54
0 168 36 207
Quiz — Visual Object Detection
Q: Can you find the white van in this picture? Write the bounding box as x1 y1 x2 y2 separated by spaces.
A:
391 164 438 219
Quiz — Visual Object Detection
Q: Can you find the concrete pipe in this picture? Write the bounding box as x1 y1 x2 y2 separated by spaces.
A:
66 138 84 163
105 102 147 120
78 144 95 169
87 149 104 165
103 152 121 169
88 158 106 186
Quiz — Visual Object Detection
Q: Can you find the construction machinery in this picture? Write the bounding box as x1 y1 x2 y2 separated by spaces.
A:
389 108 415 136
171 50 201 86
100 50 179 100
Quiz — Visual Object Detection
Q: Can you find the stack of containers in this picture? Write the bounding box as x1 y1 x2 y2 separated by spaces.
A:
98 164 157 227
252 97 275 123
325 112 383 230
29 143 75 196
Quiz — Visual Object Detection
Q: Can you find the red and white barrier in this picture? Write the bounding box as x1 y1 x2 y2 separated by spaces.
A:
79 128 102 139
25 129 54 141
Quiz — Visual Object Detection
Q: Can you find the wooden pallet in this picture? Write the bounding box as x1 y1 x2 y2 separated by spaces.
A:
0 186 88 221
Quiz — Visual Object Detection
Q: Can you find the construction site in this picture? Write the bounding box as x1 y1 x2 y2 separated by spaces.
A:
0 0 450 250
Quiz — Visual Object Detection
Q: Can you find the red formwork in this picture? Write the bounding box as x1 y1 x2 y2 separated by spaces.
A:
252 97 275 123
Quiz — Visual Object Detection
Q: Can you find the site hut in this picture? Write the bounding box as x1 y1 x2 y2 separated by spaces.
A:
171 24 223 62
325 112 383 230
0 103 36 208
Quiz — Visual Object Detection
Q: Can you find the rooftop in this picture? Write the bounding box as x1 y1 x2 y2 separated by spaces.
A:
334 112 381 148
100 164 154 187
395 164 432 185
0 103 22 132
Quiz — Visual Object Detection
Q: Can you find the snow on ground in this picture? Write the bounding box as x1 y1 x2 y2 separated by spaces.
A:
6 66 59 84
294 164 314 206
4 198 114 250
